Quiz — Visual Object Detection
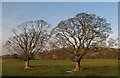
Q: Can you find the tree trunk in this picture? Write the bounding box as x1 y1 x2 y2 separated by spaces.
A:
24 60 31 69
72 56 82 72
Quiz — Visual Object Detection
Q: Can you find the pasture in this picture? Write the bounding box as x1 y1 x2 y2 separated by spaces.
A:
2 59 119 76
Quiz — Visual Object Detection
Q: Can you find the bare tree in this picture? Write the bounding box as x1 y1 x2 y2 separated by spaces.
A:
4 20 50 69
52 13 112 72
92 38 118 49
107 38 118 48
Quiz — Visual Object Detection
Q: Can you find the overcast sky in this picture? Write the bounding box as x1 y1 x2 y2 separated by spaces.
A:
2 2 118 55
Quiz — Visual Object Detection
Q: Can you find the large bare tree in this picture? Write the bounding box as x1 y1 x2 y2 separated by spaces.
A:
4 20 50 69
52 13 112 72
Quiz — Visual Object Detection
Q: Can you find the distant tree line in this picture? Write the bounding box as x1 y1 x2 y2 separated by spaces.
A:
2 48 119 60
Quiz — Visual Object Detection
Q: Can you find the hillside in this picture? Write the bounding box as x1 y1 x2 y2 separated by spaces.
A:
2 48 119 60
33 48 119 60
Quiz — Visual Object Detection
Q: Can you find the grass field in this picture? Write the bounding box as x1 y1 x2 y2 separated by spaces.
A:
2 59 119 76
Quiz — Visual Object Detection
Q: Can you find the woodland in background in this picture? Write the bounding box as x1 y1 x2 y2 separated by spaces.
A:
2 48 119 60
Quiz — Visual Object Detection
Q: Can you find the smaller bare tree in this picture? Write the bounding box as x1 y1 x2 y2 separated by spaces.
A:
4 20 50 69
107 38 118 48
92 38 118 49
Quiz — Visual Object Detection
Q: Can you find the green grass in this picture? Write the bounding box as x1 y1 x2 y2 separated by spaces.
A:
2 59 119 76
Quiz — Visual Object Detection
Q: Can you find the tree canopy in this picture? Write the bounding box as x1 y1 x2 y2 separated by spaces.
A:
52 13 112 71
4 20 51 61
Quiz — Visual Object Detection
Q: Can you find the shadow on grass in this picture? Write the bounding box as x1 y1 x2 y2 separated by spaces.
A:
83 66 110 70
29 65 68 69
30 65 43 68
29 65 111 71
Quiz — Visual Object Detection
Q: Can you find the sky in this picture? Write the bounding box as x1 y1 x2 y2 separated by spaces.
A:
2 2 118 55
